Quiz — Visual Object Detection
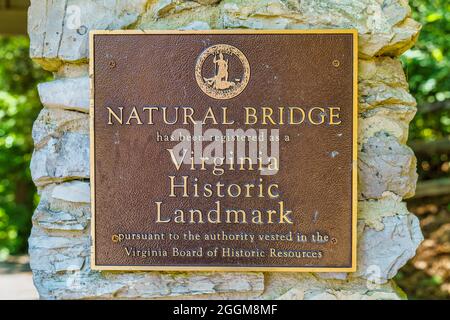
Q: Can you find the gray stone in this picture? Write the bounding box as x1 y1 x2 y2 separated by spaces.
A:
32 108 89 149
359 104 417 147
356 214 423 283
32 184 90 232
359 84 417 112
358 192 409 231
52 181 90 203
261 273 403 300
28 228 89 273
359 57 417 112
316 272 348 281
359 132 417 200
29 0 148 70
30 132 90 186
37 77 89 113
55 63 89 78
179 21 211 30
33 204 88 232
32 269 264 300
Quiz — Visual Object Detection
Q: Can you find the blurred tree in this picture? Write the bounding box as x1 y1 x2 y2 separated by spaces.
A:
404 0 450 180
405 0 450 111
395 0 450 300
0 36 51 259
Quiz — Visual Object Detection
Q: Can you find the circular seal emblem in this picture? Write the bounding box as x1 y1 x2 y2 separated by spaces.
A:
195 44 250 100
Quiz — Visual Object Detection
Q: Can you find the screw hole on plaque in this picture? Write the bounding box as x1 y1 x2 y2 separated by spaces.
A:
332 60 340 68
77 25 88 35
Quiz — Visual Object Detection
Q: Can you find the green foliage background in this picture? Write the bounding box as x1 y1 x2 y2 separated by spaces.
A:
403 0 450 182
0 36 51 259
405 0 450 141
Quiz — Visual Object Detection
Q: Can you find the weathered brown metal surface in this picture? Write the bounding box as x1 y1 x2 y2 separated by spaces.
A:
90 30 357 271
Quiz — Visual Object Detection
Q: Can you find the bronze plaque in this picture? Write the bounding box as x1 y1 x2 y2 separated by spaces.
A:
90 30 357 272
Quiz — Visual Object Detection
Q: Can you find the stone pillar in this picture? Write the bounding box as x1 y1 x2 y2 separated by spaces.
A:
28 0 423 299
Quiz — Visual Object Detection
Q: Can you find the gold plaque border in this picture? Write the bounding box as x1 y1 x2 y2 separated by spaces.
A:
89 29 358 272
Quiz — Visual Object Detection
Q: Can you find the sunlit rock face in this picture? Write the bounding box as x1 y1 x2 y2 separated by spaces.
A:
28 0 422 299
